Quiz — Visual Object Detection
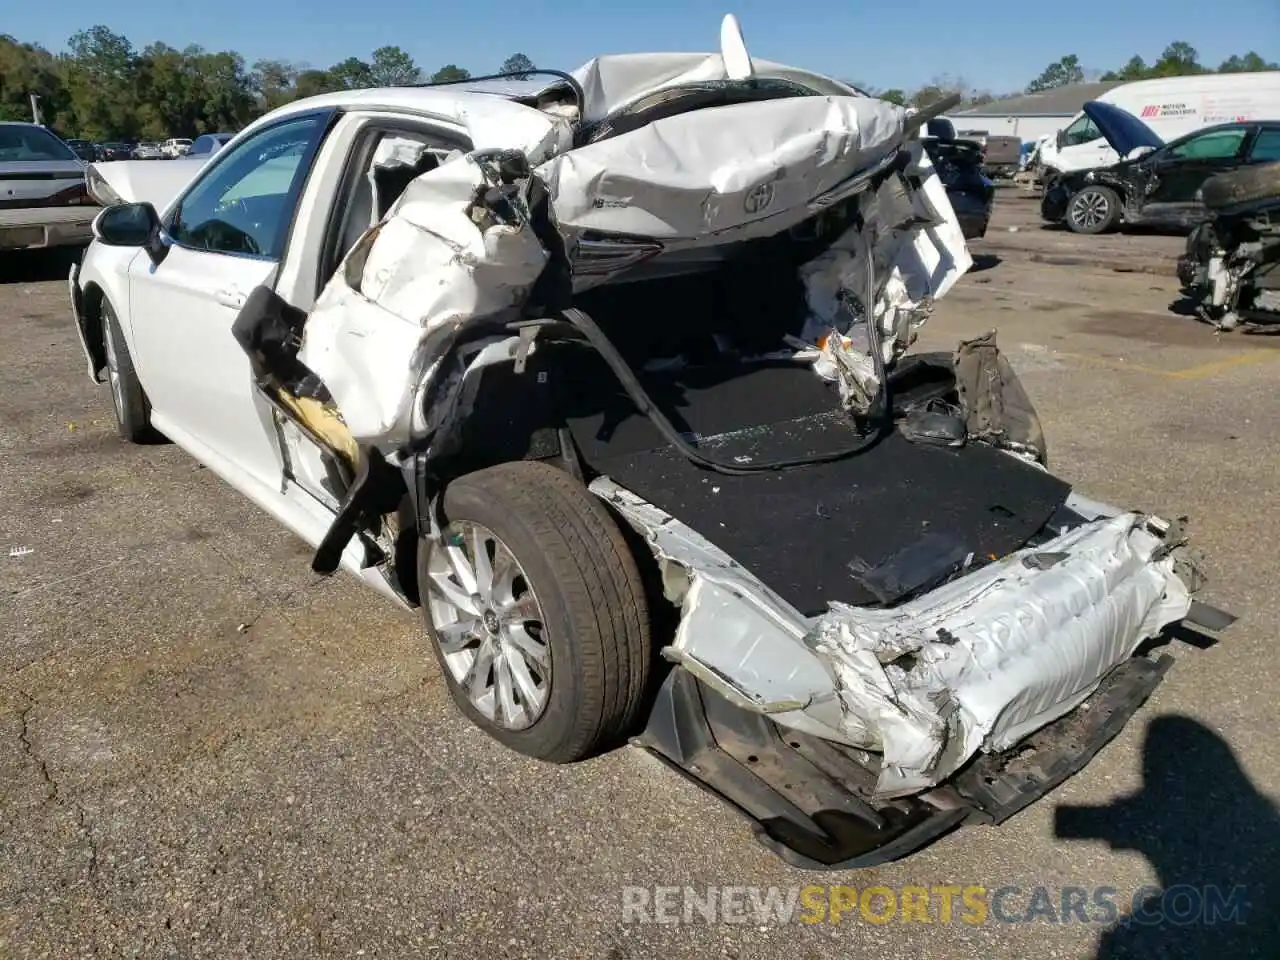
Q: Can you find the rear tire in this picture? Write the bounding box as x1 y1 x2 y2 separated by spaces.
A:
1202 162 1280 211
1066 185 1121 234
102 299 157 443
419 461 652 762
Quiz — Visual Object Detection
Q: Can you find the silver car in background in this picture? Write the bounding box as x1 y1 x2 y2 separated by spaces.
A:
0 122 97 252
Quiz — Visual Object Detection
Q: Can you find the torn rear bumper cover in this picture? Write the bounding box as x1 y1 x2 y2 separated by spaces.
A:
638 655 1174 869
599 480 1208 801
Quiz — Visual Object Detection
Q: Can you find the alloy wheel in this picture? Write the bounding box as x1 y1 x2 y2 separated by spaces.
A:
424 522 552 730
1070 190 1110 231
103 316 125 420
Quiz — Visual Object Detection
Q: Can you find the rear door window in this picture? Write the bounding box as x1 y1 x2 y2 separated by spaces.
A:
1248 128 1280 162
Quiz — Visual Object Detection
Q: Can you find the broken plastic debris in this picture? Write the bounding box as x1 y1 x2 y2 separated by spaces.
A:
9 546 33 558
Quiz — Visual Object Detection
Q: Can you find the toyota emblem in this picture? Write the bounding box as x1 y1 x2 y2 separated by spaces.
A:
744 181 775 214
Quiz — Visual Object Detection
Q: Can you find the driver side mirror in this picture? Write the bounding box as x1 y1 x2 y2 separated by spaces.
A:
93 202 170 266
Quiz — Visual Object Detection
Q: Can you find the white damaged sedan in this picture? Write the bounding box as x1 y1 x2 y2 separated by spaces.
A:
69 17 1231 868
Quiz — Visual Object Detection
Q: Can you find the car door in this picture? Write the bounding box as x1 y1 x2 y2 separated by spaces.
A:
125 109 335 488
1142 125 1252 225
265 118 468 515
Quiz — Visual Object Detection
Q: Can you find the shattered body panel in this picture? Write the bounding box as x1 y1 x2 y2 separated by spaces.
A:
299 90 969 446
72 19 1233 867
1177 189 1280 329
599 476 1197 799
277 62 1213 814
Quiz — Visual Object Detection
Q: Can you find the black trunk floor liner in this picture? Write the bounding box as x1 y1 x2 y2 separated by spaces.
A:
552 347 1071 614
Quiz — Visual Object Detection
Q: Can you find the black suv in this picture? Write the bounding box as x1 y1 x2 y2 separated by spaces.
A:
1041 102 1280 235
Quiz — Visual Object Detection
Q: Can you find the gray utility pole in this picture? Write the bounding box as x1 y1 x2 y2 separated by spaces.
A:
30 93 43 125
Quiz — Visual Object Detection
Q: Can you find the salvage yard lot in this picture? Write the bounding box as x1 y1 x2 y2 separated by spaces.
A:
2 191 1278 958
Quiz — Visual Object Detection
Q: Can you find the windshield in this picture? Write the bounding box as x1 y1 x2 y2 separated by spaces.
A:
0 125 77 163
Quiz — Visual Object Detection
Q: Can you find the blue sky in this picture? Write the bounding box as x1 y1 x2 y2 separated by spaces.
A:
10 0 1279 93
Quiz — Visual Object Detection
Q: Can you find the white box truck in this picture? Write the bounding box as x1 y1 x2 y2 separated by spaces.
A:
1039 72 1280 173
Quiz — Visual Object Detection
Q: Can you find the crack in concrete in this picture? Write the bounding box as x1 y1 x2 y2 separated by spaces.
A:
16 691 100 885
234 574 332 637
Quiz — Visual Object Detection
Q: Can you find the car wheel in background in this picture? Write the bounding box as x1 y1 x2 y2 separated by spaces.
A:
102 299 157 442
1066 186 1121 234
419 461 652 763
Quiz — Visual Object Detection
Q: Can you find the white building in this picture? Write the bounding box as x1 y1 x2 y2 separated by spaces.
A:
949 81 1123 144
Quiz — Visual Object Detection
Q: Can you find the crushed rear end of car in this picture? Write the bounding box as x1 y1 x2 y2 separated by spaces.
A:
228 22 1234 865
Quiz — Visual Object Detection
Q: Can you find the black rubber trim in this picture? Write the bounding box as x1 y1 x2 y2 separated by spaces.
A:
638 654 1175 869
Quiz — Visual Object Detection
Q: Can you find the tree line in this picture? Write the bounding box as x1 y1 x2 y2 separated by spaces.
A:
860 42 1277 110
0 25 538 141
3 26 1277 141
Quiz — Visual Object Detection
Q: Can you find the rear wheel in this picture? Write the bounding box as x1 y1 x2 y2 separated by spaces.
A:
1066 185 1121 234
419 461 652 762
102 300 157 443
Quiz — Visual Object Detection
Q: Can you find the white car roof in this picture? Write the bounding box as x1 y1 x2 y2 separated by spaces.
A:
234 52 864 153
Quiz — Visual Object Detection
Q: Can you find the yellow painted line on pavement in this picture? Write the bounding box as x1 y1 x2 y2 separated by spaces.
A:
1054 348 1278 381
1166 350 1279 380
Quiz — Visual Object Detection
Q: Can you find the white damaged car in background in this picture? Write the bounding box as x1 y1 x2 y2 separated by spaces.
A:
69 16 1233 868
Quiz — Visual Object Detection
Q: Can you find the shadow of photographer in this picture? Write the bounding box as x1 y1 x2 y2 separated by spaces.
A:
1055 713 1279 959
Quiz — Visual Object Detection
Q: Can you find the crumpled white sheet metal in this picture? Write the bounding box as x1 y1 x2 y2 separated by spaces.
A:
301 89 967 447
571 52 863 124
598 476 1192 800
539 95 906 242
297 156 548 442
591 478 852 740
801 144 973 363
808 512 1191 798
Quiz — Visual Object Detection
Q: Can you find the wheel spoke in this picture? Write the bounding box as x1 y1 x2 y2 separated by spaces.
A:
495 654 521 726
504 621 549 668
436 617 480 654
470 526 494 606
489 543 518 607
443 539 479 597
427 570 481 616
503 640 546 714
496 591 539 622
467 637 497 701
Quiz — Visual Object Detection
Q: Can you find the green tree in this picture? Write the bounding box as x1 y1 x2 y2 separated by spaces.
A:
0 36 68 125
500 53 535 77
192 49 256 130
1150 41 1204 77
329 56 373 89
369 45 420 86
62 25 140 139
294 68 340 99
1100 55 1149 81
430 64 471 83
877 87 907 106
251 58 297 112
1026 54 1084 93
1219 52 1278 72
